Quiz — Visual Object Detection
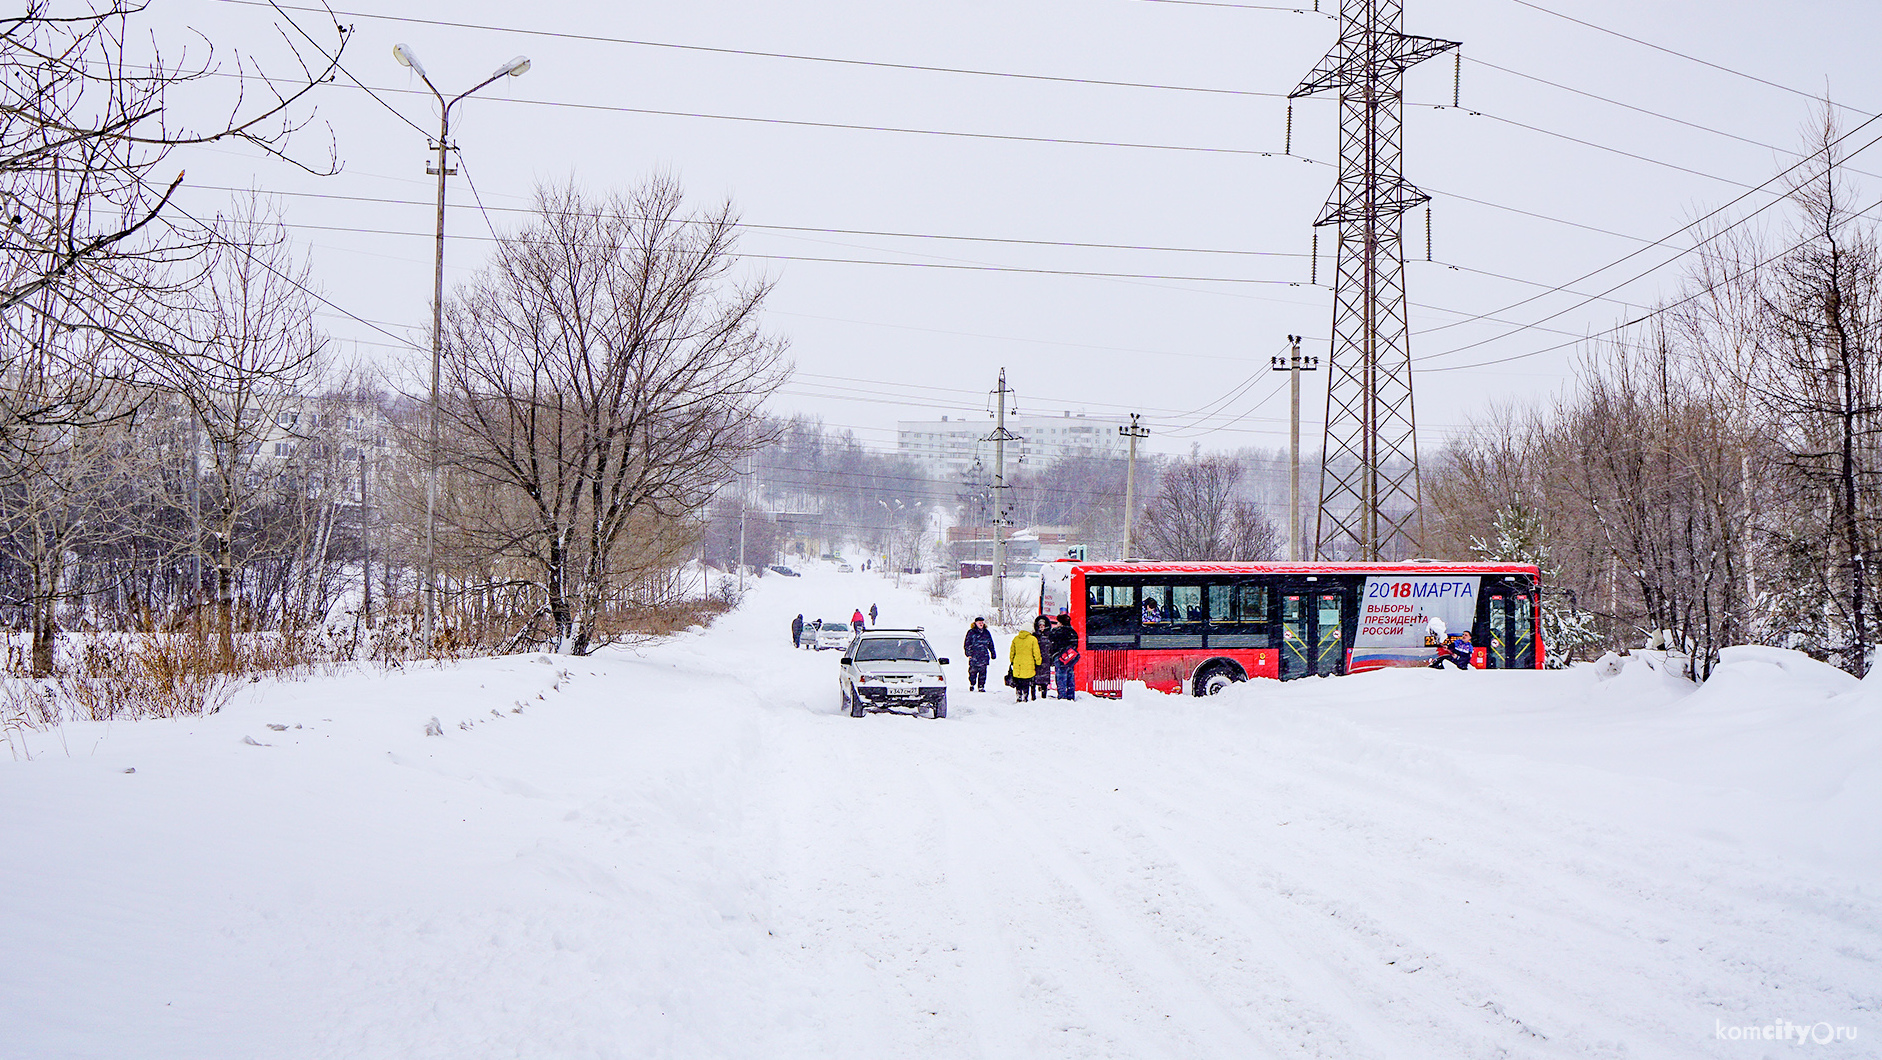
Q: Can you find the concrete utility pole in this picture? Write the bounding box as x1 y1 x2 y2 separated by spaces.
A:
737 451 749 593
1271 335 1320 561
360 447 372 622
394 43 532 644
985 369 1020 613
1119 413 1150 559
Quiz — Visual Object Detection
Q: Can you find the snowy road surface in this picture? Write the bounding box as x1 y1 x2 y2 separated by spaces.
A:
4 566 1878 1059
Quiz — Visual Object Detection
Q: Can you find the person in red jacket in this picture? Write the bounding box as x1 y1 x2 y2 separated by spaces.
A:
851 608 865 632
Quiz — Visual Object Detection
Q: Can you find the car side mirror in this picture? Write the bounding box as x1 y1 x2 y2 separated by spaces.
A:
839 657 852 665
937 658 950 666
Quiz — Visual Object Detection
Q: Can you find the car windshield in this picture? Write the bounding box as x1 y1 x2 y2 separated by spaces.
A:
853 637 935 663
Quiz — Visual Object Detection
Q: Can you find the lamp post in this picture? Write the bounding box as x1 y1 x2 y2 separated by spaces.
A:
393 43 531 645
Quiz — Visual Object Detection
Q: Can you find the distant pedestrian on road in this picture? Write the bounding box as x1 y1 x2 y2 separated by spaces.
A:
791 613 804 648
963 618 996 692
851 608 865 632
1047 613 1080 700
869 603 878 626
1009 622 1043 702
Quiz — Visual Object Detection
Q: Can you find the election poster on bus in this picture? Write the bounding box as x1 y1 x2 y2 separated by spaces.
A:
1351 574 1480 670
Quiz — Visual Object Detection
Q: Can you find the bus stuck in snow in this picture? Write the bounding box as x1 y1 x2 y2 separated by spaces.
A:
1037 560 1543 697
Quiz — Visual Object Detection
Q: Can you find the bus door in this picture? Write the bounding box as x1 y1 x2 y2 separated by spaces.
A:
1278 584 1351 679
1483 588 1538 669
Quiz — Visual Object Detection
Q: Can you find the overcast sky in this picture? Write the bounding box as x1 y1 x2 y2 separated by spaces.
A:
165 0 1882 459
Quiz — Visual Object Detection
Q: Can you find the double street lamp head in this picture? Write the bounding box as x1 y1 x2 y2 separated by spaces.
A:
393 44 531 91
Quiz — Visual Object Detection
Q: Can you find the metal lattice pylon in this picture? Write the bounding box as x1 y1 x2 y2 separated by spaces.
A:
1291 0 1456 560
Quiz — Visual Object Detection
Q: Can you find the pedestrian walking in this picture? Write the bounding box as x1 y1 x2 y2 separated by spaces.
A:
791 613 804 648
963 618 996 692
851 608 865 632
1047 613 1080 700
868 603 878 626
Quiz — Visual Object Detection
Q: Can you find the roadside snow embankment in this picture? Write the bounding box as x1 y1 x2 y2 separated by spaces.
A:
3 567 1876 1059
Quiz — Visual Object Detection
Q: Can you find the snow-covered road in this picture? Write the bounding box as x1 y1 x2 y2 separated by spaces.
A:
4 566 1877 1058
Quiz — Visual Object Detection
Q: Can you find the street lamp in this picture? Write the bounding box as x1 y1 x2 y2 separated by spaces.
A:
394 44 530 644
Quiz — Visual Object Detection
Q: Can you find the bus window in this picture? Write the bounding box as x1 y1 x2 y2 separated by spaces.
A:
1168 585 1204 626
1143 583 1204 648
1086 578 1138 649
1208 582 1269 648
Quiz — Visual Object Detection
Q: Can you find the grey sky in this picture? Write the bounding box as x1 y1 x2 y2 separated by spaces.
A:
167 0 1882 458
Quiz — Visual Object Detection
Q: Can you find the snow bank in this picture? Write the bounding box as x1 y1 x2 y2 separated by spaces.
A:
3 567 1876 1058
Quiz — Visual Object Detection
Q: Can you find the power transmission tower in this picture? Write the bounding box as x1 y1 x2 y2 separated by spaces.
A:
1290 0 1457 560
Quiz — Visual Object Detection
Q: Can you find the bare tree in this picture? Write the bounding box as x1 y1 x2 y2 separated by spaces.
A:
0 3 345 420
150 196 323 663
1748 112 1882 675
437 177 789 653
1139 453 1281 561
0 335 145 673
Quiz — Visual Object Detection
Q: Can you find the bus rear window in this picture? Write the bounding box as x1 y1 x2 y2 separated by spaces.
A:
1086 578 1137 648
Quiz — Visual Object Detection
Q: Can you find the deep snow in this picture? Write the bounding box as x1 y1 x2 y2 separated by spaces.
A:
2 565 1876 1059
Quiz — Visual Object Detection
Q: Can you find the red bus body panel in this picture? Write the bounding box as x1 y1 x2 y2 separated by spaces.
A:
1054 561 1544 697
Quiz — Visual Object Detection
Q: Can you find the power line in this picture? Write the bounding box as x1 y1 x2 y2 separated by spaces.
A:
216 0 1300 99
1503 0 1872 118
1418 111 1882 359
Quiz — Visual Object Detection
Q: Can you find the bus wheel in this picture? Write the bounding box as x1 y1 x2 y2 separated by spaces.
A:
1196 665 1245 697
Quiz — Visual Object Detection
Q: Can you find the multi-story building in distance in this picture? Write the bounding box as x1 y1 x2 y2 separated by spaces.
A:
897 411 1129 479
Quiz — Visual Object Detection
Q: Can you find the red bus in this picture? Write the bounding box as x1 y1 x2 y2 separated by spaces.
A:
1038 560 1544 697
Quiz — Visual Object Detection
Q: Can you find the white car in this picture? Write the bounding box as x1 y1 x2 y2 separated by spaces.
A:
812 621 856 651
838 629 949 719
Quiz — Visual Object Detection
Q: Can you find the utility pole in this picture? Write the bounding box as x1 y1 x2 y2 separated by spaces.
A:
737 451 748 594
393 44 532 645
985 369 1020 613
359 446 372 623
1291 0 1456 560
1271 335 1320 561
1119 414 1150 560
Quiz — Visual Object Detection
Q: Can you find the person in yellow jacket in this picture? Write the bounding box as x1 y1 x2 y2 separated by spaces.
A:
1008 625 1043 702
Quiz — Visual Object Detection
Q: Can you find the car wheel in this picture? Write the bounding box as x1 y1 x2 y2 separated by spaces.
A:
1197 665 1245 697
933 693 947 719
848 685 865 718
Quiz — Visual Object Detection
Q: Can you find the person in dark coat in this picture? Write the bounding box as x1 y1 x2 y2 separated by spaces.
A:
1440 629 1474 669
792 613 804 648
869 603 879 626
963 617 997 692
1029 615 1055 698
1047 613 1080 700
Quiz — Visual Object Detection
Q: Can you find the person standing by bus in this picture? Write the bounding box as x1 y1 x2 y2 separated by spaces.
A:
1009 622 1043 702
1047 613 1079 700
963 618 996 692
1028 615 1055 700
